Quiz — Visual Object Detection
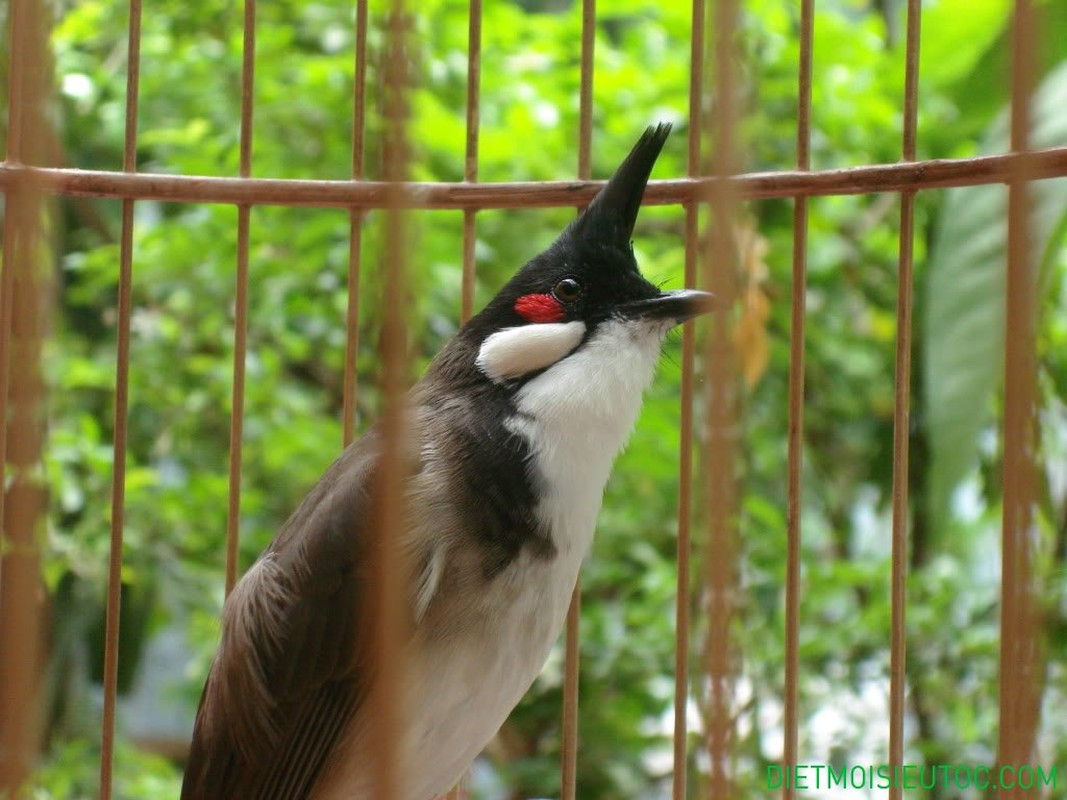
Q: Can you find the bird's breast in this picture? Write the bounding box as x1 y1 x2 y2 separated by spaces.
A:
314 321 666 800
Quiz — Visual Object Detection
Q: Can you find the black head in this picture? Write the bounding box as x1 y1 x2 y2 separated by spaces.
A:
424 125 713 389
466 123 713 338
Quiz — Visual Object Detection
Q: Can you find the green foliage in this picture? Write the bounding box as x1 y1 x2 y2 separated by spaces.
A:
30 738 182 800
22 0 1067 797
925 62 1067 535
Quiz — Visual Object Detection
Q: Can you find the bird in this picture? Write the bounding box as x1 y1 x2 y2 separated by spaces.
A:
180 122 714 800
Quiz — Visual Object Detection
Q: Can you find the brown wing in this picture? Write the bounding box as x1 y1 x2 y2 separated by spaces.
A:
181 428 386 800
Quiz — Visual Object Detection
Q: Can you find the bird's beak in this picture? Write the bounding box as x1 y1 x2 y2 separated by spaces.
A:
618 289 716 326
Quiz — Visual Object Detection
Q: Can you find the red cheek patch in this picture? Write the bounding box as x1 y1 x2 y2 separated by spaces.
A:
514 293 565 323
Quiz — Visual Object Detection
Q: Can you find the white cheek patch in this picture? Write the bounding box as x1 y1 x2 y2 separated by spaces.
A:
476 321 586 382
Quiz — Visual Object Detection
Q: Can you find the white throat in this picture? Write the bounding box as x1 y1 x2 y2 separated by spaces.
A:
508 318 669 555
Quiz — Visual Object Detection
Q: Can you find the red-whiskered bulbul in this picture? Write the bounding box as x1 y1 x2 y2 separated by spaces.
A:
180 123 713 800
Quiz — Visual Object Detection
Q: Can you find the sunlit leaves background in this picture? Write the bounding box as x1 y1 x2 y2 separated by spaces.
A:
7 0 1067 797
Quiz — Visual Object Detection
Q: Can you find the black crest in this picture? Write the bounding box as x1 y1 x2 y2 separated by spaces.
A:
567 122 672 251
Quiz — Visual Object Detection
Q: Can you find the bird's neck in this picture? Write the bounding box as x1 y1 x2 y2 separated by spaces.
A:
507 319 664 554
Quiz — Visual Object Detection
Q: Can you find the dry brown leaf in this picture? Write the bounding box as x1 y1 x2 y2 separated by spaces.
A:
731 219 772 388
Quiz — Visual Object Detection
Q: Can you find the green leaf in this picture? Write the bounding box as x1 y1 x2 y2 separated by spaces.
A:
924 61 1067 531
911 0 1010 90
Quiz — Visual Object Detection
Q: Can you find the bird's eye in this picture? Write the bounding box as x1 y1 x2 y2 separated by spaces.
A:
552 278 582 304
